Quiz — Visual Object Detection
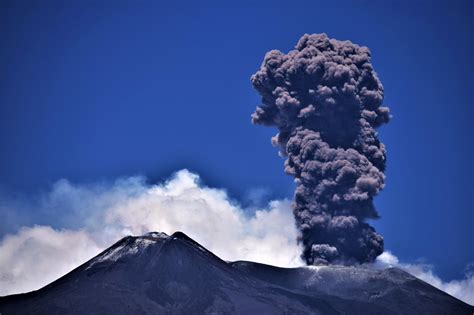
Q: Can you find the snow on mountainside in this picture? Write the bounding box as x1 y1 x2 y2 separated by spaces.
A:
0 231 472 314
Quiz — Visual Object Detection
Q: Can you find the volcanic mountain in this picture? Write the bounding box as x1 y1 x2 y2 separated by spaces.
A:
0 232 472 314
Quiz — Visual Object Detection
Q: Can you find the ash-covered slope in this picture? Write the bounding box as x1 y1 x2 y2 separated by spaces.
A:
0 232 472 314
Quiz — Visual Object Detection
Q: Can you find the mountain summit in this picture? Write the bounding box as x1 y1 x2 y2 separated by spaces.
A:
0 231 472 314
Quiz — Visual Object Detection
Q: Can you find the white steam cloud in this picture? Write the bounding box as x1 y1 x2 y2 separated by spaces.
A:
0 227 100 295
0 169 472 305
0 170 302 296
376 251 474 305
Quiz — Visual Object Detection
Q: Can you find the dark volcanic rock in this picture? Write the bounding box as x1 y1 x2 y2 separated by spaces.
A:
0 232 472 314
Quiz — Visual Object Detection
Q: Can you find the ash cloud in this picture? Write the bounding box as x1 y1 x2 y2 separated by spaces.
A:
251 33 390 265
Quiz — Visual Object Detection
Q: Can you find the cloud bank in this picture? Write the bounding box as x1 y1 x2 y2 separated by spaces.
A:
376 251 474 305
0 226 100 295
0 169 472 305
0 170 302 296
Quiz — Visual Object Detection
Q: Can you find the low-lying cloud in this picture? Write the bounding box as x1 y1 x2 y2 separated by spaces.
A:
0 226 100 295
376 251 474 305
0 169 302 296
0 169 472 305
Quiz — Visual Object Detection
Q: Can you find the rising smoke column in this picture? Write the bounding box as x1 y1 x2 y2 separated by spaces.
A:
251 34 390 265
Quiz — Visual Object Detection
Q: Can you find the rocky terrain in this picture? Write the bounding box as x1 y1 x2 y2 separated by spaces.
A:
0 231 472 314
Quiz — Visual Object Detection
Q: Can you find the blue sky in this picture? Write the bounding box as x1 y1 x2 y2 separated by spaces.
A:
0 0 472 282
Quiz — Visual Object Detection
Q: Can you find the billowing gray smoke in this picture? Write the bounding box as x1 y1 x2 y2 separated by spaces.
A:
251 34 390 265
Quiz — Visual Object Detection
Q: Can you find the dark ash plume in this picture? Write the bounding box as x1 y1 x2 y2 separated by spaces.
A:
251 33 390 265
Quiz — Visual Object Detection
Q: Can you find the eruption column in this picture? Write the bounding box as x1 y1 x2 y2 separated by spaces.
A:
251 34 390 265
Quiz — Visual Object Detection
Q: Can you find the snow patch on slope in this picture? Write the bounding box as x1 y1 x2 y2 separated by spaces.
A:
88 232 169 268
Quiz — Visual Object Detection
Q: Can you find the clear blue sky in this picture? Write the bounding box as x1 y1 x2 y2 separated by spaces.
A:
0 0 472 280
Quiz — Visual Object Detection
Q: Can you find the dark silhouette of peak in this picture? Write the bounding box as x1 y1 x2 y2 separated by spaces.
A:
0 232 472 314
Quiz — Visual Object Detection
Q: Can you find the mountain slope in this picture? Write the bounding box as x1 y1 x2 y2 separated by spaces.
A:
0 232 472 314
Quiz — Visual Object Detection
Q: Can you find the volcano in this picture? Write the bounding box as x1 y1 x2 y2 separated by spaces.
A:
0 232 472 314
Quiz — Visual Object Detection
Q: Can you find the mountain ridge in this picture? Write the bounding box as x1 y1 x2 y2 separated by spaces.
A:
0 231 472 314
